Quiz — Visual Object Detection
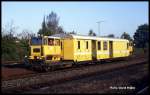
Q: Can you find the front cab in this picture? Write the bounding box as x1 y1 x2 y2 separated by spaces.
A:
28 36 62 66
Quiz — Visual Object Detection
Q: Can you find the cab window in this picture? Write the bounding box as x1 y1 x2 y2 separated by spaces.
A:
55 39 60 46
48 38 54 45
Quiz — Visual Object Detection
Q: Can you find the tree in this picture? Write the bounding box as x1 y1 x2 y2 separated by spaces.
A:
38 16 49 36
2 20 18 39
17 29 36 56
88 29 96 36
2 20 36 61
57 26 64 34
133 24 149 48
121 32 132 41
68 30 76 34
38 11 64 36
17 29 35 40
107 34 115 38
2 21 19 61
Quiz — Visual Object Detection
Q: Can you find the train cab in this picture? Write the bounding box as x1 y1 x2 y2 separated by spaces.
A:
28 36 61 65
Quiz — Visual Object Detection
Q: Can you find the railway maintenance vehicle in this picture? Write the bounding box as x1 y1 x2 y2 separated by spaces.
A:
24 33 133 71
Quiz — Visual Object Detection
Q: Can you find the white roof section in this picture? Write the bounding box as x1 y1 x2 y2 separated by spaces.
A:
44 36 60 39
52 33 71 38
52 33 129 42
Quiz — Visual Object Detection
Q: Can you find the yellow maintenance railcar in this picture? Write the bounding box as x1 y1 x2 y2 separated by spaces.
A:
27 34 133 70
55 34 131 62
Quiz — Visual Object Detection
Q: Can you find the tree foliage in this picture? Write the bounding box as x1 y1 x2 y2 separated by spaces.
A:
121 32 132 41
68 30 76 34
88 29 96 36
38 11 64 36
107 34 115 38
2 22 35 61
133 24 149 48
17 29 36 56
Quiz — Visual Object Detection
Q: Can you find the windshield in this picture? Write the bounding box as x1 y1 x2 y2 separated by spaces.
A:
31 37 42 45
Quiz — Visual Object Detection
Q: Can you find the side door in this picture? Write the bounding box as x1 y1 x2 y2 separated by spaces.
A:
109 41 113 58
92 40 97 60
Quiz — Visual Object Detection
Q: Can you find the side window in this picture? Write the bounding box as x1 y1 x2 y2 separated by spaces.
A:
78 41 80 49
98 41 101 50
86 41 88 49
103 41 107 50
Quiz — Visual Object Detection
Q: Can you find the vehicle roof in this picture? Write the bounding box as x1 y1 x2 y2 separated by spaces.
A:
32 36 60 39
44 36 60 39
52 33 129 42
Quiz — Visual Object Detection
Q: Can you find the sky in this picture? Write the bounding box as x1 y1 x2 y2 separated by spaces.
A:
2 2 148 38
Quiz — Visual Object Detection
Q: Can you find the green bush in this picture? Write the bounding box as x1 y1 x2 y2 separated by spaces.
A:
2 36 29 61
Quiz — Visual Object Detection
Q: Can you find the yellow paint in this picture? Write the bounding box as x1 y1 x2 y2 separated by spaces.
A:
30 45 41 57
63 38 130 61
30 38 61 63
29 35 133 63
62 39 92 61
96 40 110 59
113 41 129 57
73 39 92 61
43 46 61 56
63 38 74 60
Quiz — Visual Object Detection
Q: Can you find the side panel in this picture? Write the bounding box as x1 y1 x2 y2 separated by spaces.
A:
97 40 110 59
113 41 129 58
43 46 61 56
74 39 92 61
63 39 74 60
30 45 42 59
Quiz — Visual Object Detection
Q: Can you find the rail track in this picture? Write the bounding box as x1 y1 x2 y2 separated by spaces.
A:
2 56 148 93
1 54 147 81
2 61 22 65
23 62 148 94
21 61 148 94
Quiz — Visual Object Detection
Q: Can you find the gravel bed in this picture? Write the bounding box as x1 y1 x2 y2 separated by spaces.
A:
2 58 147 93
24 63 148 94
